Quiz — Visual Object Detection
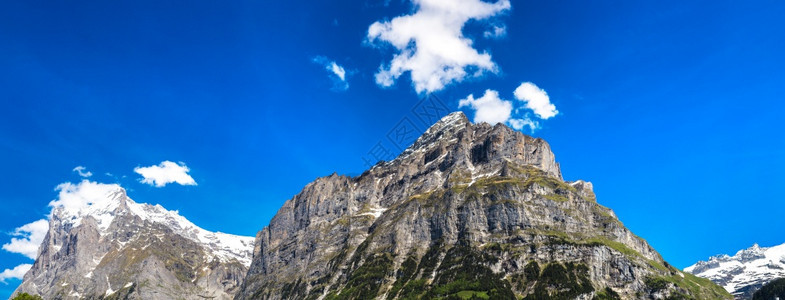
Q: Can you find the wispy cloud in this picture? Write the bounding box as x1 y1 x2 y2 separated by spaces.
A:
134 161 196 187
1 219 48 260
483 25 507 39
312 56 349 91
507 118 538 132
0 264 32 284
367 0 511 93
460 82 559 132
72 166 92 178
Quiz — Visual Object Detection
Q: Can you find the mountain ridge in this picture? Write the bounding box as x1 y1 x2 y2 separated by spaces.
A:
686 242 785 299
235 111 730 299
13 180 254 299
11 111 733 299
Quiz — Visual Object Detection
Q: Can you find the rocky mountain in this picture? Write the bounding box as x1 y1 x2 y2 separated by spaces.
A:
13 181 254 300
235 112 731 299
685 243 785 299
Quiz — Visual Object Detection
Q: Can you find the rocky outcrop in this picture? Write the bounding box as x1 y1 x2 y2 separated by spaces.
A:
236 112 731 299
14 187 253 300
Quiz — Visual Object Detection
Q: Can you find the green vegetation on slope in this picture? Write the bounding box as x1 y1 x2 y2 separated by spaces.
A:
280 165 731 300
522 262 594 300
644 271 732 299
10 293 43 300
593 287 622 300
425 245 516 299
325 252 393 300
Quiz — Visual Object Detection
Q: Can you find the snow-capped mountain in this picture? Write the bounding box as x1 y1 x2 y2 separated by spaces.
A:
685 243 785 299
13 180 254 299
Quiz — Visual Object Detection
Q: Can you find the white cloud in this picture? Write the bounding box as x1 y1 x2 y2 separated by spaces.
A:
330 62 346 81
312 56 349 91
2 219 48 260
513 82 558 119
508 118 538 131
72 166 92 178
458 89 512 125
50 180 123 216
0 264 32 283
460 82 559 132
367 0 511 93
134 161 196 187
483 25 507 39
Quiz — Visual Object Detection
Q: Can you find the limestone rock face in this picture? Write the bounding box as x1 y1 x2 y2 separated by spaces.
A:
236 112 731 300
14 188 254 300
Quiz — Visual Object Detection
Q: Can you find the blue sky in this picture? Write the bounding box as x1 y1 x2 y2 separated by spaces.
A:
1 0 784 297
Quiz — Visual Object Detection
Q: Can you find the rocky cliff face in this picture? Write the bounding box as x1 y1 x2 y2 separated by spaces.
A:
686 243 785 299
13 183 254 300
236 112 731 299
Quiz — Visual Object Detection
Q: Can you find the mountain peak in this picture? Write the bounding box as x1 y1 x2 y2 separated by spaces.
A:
426 111 470 132
388 110 561 179
686 242 785 298
48 180 253 263
236 110 730 300
17 180 256 299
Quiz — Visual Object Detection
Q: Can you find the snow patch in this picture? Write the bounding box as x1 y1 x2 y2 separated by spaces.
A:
468 170 499 186
358 207 387 219
105 275 114 296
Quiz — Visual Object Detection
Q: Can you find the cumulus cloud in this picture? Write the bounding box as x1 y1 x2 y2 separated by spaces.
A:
0 264 32 283
134 161 197 187
72 166 92 178
460 82 559 132
458 89 512 125
2 219 48 260
312 56 349 91
50 180 124 215
367 0 511 93
513 82 558 119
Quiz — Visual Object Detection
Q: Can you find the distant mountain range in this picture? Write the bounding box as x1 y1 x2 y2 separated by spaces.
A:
13 112 735 299
686 243 785 299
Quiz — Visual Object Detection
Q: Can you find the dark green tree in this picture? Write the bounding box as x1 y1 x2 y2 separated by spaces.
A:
753 278 785 300
10 293 43 300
